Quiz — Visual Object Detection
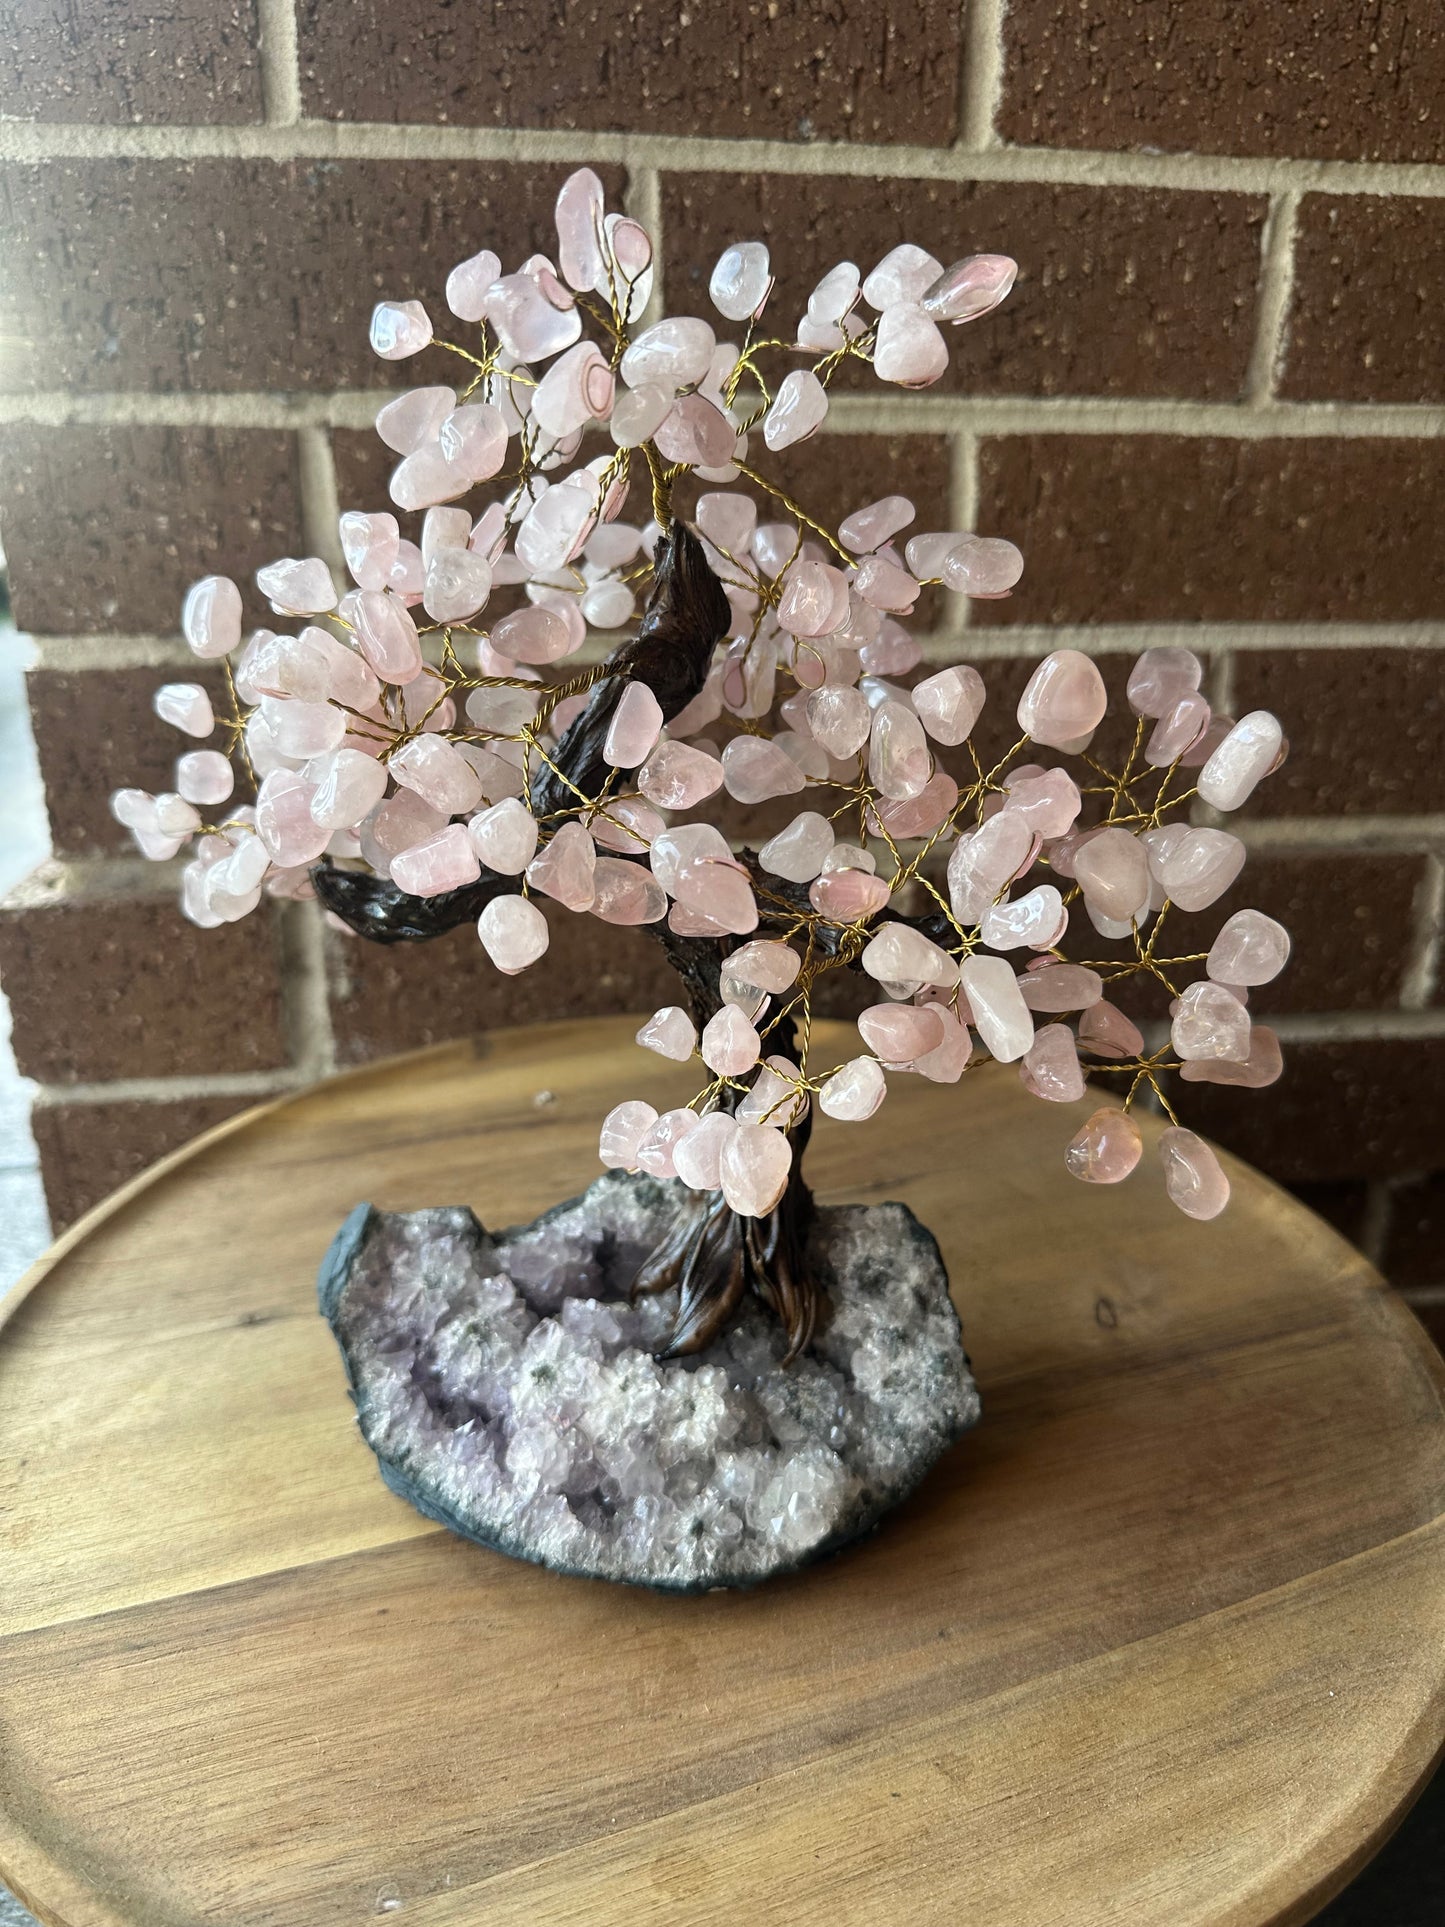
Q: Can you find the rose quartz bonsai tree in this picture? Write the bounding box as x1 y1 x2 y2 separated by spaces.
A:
112 171 1291 1588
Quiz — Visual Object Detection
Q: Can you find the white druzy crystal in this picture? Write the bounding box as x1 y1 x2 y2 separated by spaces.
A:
322 1174 978 1592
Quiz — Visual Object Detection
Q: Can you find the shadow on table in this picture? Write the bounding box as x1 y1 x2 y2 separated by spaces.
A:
1315 1758 1444 1924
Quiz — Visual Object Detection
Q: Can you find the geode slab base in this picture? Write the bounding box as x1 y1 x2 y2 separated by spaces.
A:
319 1172 979 1593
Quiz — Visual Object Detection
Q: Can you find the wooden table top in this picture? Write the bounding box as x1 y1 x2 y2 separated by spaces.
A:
1 1016 1442 1927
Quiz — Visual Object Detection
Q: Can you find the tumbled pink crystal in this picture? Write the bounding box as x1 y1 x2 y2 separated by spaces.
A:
389 444 466 513
873 304 948 386
805 683 871 758
620 316 716 393
819 1055 886 1121
154 682 213 737
651 824 757 934
777 561 850 638
637 1006 697 1062
175 749 234 807
352 590 424 684
808 868 889 921
370 300 432 360
490 604 577 666
255 769 329 867
478 894 550 974
609 383 673 448
485 273 582 361
726 939 802 995
603 681 664 768
532 341 610 439
437 403 508 484
445 247 502 322
1077 1000 1144 1060
597 1098 657 1169
721 735 806 804
719 1122 792 1218
1020 1023 1086 1102
910 665 984 747
1074 828 1150 923
914 1007 972 1084
1065 1108 1143 1184
554 168 606 292
1146 693 1211 768
1019 962 1103 1013
868 769 959 841
360 792 445 870
257 556 336 616
760 810 834 883
701 1004 762 1076
467 798 538 874
868 700 931 802
653 394 735 467
526 821 596 911
959 954 1033 1062
423 550 492 625
588 797 665 854
671 1110 735 1191
1172 982 1251 1063
307 748 388 830
737 1055 808 1128
182 576 243 658
840 496 914 555
375 387 456 455
1208 908 1290 986
1152 827 1245 912
922 254 1018 323
1127 646 1203 719
763 369 828 450
340 510 402 592
516 479 599 574
390 823 482 896
708 240 772 320
863 244 944 310
634 1108 701 1181
942 536 1024 598
1179 1023 1282 1087
389 735 483 816
858 1002 945 1065
590 857 667 924
1017 649 1107 749
637 739 724 809
947 812 1037 924
981 883 1066 952
1002 768 1079 841
853 554 918 612
1159 1127 1231 1220
1198 710 1285 810
862 922 958 988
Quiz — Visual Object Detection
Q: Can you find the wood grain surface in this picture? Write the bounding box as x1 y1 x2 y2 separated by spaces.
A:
0 1016 1441 1927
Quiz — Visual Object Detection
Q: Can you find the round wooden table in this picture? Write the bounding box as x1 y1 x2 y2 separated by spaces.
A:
1 1018 1442 1927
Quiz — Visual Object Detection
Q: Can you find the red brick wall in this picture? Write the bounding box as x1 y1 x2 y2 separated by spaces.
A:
1 3 1442 1335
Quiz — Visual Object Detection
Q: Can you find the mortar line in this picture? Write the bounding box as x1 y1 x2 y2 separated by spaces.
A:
1244 189 1301 407
1267 1009 1445 1042
1401 852 1445 1010
957 0 1006 152
254 0 303 128
278 898 338 1080
296 423 344 572
30 1069 308 1108
4 119 1445 200
7 388 1444 443
623 166 665 326
948 428 979 634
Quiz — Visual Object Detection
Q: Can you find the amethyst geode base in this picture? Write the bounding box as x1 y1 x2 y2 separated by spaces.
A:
319 1173 978 1592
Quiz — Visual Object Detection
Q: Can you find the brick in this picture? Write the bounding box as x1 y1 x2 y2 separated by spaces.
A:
1231 650 1445 817
1174 1038 1445 1185
976 438 1445 626
0 0 263 124
297 0 963 144
328 903 679 1065
1 159 622 397
662 175 1265 401
28 666 235 858
997 3 1445 164
30 1090 259 1230
1384 1171 1445 1294
0 426 301 636
1283 196 1445 406
0 869 288 1085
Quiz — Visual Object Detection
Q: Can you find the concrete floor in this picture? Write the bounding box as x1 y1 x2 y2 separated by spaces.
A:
0 634 1436 1924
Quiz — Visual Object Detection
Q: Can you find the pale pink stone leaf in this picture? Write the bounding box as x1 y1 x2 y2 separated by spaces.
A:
637 1006 697 1062
1159 1127 1231 1219
370 300 433 360
478 894 550 974
1064 1107 1143 1184
182 576 243 658
818 1056 886 1121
